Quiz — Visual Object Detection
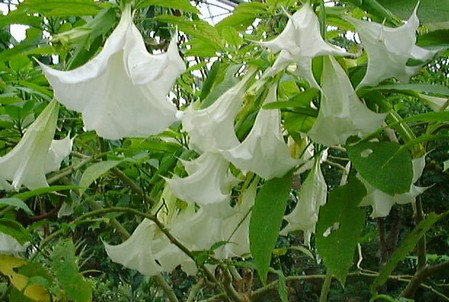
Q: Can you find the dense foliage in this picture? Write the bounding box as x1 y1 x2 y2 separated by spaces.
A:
0 0 449 301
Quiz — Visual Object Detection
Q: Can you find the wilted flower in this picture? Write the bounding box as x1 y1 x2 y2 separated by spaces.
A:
258 3 346 87
0 100 71 191
347 5 436 89
220 85 297 179
166 152 239 205
281 156 327 246
182 75 252 153
307 56 387 146
40 5 185 139
359 156 427 217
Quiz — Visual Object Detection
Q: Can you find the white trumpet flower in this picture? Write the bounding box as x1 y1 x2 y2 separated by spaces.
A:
40 5 185 139
220 85 297 179
0 233 27 255
281 156 327 246
166 152 239 205
307 56 387 146
258 3 346 87
182 75 252 153
347 6 436 89
0 100 71 191
359 156 427 217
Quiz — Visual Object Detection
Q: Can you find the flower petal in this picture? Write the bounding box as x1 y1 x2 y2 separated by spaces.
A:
40 6 185 139
347 5 436 89
166 152 239 205
220 85 298 179
259 3 346 86
104 219 163 276
0 100 59 191
182 75 252 153
307 56 386 146
282 157 327 245
45 136 73 173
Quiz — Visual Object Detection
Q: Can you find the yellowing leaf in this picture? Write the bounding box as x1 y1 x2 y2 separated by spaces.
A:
0 255 50 301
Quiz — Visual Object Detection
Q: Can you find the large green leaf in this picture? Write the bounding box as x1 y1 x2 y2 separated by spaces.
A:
347 141 413 195
79 160 121 194
377 0 449 24
316 178 367 284
249 172 292 284
371 211 446 294
371 83 449 96
51 240 92 302
0 198 33 215
137 0 200 14
18 0 104 17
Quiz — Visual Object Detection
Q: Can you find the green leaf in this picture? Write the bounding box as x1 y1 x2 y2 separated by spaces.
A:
263 88 320 110
371 212 446 294
371 83 449 96
200 60 221 101
0 198 33 215
316 177 367 284
249 172 293 284
51 240 92 302
347 141 413 195
377 0 449 24
201 64 241 108
0 219 29 245
217 2 269 31
137 0 200 14
79 160 121 194
18 0 104 17
13 185 81 201
418 30 449 47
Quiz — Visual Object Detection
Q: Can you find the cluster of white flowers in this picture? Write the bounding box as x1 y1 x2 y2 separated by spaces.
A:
0 2 433 275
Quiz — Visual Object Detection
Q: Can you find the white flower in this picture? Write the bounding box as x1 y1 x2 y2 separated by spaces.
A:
172 181 257 259
166 152 239 205
46 136 73 172
220 85 298 179
182 75 252 153
0 100 71 191
39 5 185 139
258 3 346 87
419 94 448 111
0 233 27 255
307 56 387 146
359 156 427 217
347 5 437 89
281 156 327 246
105 218 195 276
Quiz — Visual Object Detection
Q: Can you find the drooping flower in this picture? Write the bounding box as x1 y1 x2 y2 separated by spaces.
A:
172 181 257 259
39 5 185 139
220 85 298 179
307 56 387 146
104 219 193 276
419 94 449 111
281 156 327 246
347 5 437 89
166 152 239 205
0 100 71 191
359 156 427 217
258 3 347 87
182 74 253 153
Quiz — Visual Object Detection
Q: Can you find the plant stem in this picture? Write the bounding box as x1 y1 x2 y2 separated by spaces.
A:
414 195 427 270
319 273 332 302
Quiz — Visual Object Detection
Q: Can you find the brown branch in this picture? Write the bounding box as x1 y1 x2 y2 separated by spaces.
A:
400 260 449 298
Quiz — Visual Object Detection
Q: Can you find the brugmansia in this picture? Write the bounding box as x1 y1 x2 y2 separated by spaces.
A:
0 100 72 191
258 2 347 87
220 85 298 179
40 5 185 139
307 56 386 146
347 5 436 89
